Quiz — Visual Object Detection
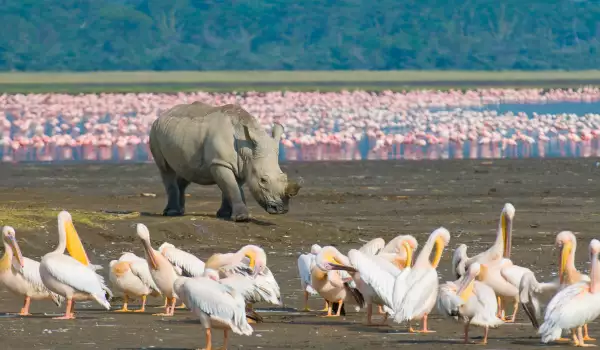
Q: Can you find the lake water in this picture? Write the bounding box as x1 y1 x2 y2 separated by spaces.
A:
459 101 600 116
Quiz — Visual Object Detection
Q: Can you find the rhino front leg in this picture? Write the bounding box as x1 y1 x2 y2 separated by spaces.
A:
176 177 191 214
216 193 232 219
159 170 184 216
211 165 249 222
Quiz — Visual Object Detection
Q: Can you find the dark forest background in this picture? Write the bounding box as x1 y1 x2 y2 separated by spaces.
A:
2 0 599 71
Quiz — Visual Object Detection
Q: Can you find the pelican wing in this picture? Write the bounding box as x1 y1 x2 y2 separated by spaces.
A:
177 277 253 336
437 281 462 319
129 259 161 294
470 281 503 327
394 268 438 322
500 264 532 287
42 255 110 309
20 257 64 306
347 249 402 308
162 248 205 278
297 253 317 295
452 244 468 278
519 271 559 329
358 238 385 256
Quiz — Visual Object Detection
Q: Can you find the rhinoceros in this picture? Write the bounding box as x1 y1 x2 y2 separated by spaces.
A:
148 101 301 221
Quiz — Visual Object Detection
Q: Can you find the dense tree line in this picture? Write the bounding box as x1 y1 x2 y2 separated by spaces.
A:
1 0 599 71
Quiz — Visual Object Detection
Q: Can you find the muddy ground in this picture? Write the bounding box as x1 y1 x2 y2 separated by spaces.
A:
0 159 599 349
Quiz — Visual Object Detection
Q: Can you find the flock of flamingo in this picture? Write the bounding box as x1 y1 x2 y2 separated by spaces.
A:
0 204 598 348
3 88 600 162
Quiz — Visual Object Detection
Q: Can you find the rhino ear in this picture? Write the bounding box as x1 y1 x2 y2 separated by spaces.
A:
243 125 259 149
272 123 284 141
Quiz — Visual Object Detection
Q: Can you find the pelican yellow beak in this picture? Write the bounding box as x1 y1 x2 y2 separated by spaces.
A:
64 219 90 266
9 236 24 268
559 241 571 284
457 272 476 302
431 236 445 268
402 241 413 268
245 251 256 271
502 212 513 258
142 239 158 270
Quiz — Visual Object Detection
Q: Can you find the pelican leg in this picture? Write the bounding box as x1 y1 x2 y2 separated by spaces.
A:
198 328 212 350
378 305 385 314
410 314 435 333
115 295 132 312
335 300 344 316
477 326 489 345
215 329 228 350
134 295 147 313
380 312 389 325
155 297 168 308
152 297 174 316
496 296 503 318
320 300 329 311
302 291 310 312
320 301 335 317
463 322 470 344
584 324 596 341
365 303 374 325
577 326 596 347
573 328 581 346
168 297 177 315
504 299 518 323
19 296 32 316
53 298 75 320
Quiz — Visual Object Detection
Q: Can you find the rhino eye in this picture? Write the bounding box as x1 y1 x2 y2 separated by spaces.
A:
260 177 269 185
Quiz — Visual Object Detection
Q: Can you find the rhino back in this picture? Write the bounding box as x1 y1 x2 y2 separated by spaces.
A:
150 102 240 183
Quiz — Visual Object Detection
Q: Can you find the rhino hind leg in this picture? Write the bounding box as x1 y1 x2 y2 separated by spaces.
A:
159 169 184 217
211 165 249 222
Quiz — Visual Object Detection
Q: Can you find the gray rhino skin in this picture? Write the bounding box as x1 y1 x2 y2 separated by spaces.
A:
149 102 301 221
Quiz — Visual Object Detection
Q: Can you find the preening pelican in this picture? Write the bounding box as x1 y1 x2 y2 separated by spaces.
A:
109 252 161 312
205 245 281 321
39 211 111 319
358 238 385 255
173 269 260 350
313 246 365 317
0 226 63 315
393 227 451 333
136 223 179 316
438 262 503 344
158 242 205 277
539 239 600 347
297 244 327 311
327 235 418 325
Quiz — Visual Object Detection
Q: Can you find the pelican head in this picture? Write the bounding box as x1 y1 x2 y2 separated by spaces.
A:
310 244 322 255
57 210 90 266
457 262 480 301
501 203 515 258
315 246 355 272
136 223 158 270
238 245 267 277
589 239 600 257
2 226 23 268
431 227 451 268
556 231 576 284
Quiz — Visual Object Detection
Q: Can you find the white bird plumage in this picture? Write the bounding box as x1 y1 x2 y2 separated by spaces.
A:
158 242 205 278
39 211 111 320
109 252 161 312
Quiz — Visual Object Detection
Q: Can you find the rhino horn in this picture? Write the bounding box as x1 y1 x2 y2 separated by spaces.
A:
272 123 284 141
285 179 302 197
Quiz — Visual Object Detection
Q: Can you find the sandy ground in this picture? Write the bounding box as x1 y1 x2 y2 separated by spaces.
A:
0 159 599 349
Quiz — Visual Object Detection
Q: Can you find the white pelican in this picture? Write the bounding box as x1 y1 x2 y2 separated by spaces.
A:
135 223 179 316
39 211 111 319
438 262 503 344
158 242 205 277
327 235 418 325
205 245 281 321
393 227 451 333
155 242 205 309
539 239 600 347
109 252 161 312
297 244 328 311
0 226 63 315
313 246 365 317
173 269 260 350
520 231 593 341
358 238 385 255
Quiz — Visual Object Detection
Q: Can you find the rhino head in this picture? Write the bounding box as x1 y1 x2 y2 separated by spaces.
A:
243 122 302 214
